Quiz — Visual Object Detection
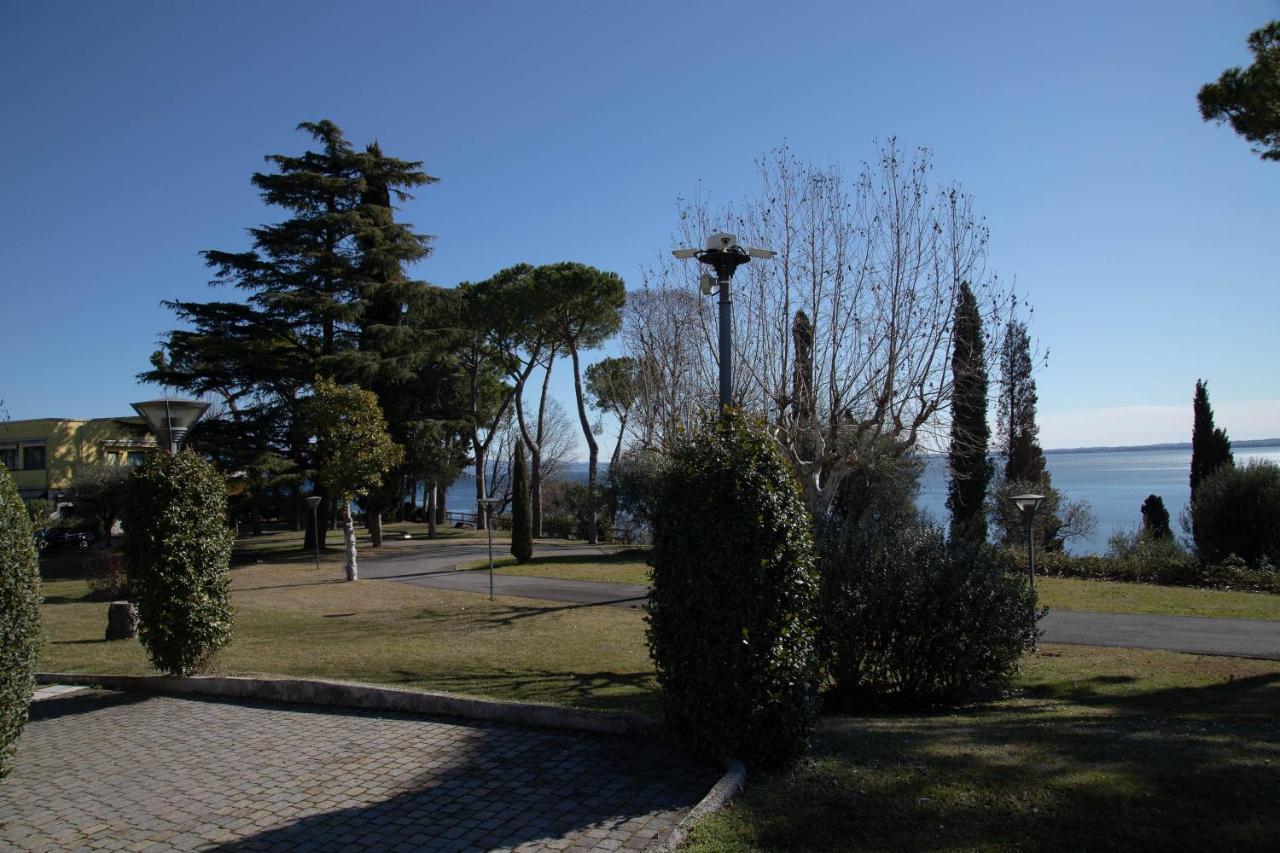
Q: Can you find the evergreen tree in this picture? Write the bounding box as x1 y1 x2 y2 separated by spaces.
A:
1199 21 1280 162
143 121 441 551
538 262 626 544
998 319 1046 485
992 311 1095 550
511 444 533 563
1140 494 1172 540
946 281 992 547
1190 379 1234 503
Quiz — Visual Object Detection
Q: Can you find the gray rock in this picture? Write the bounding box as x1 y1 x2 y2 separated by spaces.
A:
105 601 138 641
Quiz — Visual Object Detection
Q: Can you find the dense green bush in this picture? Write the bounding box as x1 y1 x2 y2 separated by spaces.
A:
123 450 233 676
647 414 819 769
1192 461 1280 569
1 467 41 778
818 521 1034 710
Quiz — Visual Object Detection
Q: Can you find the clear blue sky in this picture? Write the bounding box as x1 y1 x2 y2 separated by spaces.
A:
2 0 1276 454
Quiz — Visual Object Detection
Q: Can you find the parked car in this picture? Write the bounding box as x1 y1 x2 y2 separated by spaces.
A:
37 528 97 551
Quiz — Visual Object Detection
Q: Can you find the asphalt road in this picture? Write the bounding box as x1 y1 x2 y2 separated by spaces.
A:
364 539 1280 660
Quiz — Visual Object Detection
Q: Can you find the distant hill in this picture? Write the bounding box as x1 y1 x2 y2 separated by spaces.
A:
1047 438 1280 455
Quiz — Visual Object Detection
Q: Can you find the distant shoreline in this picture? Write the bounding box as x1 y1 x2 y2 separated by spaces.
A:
1044 438 1280 455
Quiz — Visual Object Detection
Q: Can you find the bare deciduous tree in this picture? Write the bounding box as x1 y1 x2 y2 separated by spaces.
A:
633 141 1009 514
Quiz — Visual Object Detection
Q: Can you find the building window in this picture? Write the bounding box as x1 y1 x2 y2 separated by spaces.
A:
127 451 147 466
106 451 121 465
0 446 15 470
23 445 46 471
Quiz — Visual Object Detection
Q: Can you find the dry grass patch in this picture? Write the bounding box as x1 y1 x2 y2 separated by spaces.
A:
39 555 657 715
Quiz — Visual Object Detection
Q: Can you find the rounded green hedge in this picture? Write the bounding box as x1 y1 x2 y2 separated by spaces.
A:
123 450 233 676
647 414 819 769
1 467 41 778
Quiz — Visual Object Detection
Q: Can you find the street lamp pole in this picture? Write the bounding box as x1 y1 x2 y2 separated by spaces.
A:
305 496 323 571
1011 493 1045 651
130 398 211 455
672 234 774 414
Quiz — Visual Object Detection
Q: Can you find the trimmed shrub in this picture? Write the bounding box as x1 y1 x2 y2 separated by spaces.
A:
510 446 533 563
123 450 233 676
1192 461 1280 569
647 414 819 769
1 467 41 778
819 521 1034 710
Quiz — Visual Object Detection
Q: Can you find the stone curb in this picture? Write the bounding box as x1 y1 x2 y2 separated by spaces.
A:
35 672 659 738
646 759 746 852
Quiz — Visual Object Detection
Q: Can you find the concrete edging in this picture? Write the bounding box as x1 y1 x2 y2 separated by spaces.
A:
35 672 659 738
647 759 746 852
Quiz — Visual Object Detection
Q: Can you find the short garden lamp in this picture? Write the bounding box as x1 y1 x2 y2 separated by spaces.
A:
130 398 210 454
305 496 323 571
477 497 504 601
1011 493 1045 650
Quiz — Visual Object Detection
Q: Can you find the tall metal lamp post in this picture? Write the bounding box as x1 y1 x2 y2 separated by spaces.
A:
305 496 323 571
672 233 774 414
477 497 503 600
130 398 211 454
1011 492 1045 650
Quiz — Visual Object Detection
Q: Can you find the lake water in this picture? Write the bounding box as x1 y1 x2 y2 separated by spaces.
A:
442 443 1280 555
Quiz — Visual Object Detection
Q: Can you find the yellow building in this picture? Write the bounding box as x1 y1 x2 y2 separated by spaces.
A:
0 417 158 503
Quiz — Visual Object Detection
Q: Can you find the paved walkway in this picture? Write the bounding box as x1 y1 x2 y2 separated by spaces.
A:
365 541 1280 660
0 690 716 852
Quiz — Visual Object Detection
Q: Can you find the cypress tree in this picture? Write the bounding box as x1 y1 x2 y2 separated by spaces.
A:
998 319 1047 485
511 444 533 563
1190 379 1234 503
946 281 992 547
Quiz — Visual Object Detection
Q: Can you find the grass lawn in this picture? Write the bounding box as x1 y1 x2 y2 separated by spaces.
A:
464 551 1280 620
1038 576 1280 620
38 551 656 716
688 645 1280 851
232 522 505 562
465 551 652 585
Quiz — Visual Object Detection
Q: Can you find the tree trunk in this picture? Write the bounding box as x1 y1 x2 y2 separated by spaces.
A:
606 410 629 520
427 480 438 539
530 455 542 538
369 511 383 548
569 342 600 544
342 500 359 581
473 442 487 530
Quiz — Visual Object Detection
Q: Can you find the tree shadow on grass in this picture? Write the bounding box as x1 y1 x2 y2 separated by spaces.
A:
715 672 1280 851
473 598 648 627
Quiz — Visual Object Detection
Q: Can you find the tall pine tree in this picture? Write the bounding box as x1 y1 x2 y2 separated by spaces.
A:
1190 379 1234 503
946 281 992 547
144 121 442 551
998 319 1047 485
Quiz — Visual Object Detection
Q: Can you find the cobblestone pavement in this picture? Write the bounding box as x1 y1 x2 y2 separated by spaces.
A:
0 690 717 852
